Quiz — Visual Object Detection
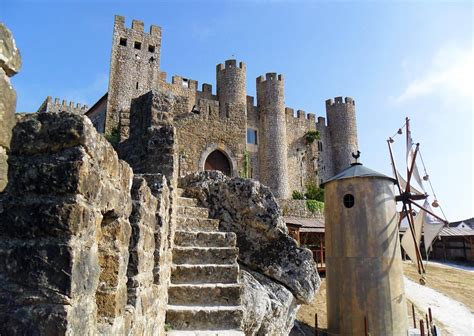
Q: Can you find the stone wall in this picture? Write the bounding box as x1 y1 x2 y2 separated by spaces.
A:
118 89 178 181
316 116 334 183
0 23 21 192
279 199 324 221
37 96 89 114
174 95 246 178
285 109 319 193
0 113 172 335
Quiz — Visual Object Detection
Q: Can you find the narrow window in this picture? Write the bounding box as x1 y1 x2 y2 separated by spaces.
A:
247 128 258 145
134 41 142 50
119 37 127 46
136 82 139 90
148 45 155 53
318 141 323 152
343 194 355 208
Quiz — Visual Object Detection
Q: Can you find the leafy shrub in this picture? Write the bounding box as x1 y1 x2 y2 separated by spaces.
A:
304 183 324 202
105 127 120 146
305 130 320 144
292 190 304 200
306 200 324 213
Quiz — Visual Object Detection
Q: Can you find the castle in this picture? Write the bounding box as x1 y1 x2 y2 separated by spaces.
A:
39 15 359 199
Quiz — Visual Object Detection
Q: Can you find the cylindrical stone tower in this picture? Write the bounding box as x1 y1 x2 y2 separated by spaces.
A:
257 73 290 199
323 163 408 336
326 96 358 175
216 59 247 118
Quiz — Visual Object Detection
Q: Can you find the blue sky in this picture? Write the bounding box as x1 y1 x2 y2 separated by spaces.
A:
2 0 473 221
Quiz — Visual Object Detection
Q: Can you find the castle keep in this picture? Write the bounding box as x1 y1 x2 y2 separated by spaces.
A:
45 15 359 199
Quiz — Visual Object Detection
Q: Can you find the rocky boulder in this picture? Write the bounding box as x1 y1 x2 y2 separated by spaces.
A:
241 267 300 336
0 23 22 191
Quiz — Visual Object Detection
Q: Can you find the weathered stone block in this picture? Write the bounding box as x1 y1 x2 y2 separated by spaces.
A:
0 199 99 239
0 304 67 336
0 147 7 191
0 112 138 335
0 23 22 77
0 69 16 150
0 240 74 301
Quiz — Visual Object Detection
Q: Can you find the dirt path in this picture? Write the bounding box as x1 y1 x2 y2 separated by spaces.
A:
403 261 474 312
294 262 473 334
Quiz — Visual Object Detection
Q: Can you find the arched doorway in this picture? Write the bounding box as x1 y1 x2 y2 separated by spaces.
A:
204 150 231 176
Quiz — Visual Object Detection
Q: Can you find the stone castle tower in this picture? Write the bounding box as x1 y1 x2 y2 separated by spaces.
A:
325 97 358 174
62 15 359 199
106 16 162 137
216 60 247 119
257 73 290 199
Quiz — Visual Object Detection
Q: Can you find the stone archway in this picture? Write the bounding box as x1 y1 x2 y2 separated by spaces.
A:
204 150 231 176
199 144 238 177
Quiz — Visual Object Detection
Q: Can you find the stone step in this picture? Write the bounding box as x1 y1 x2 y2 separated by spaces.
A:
178 206 209 219
167 330 244 336
178 197 198 207
168 284 241 306
173 247 238 265
177 217 220 232
174 231 236 248
166 305 243 331
171 264 239 284
176 188 186 197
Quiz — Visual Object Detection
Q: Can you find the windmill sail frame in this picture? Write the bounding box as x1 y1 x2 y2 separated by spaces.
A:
387 117 448 278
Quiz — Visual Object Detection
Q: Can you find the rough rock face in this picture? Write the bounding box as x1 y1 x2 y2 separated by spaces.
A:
0 23 21 191
0 23 22 76
0 113 172 335
241 267 299 336
181 171 320 304
0 112 133 334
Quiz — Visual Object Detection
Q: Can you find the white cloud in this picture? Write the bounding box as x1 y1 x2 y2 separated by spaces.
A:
396 46 474 103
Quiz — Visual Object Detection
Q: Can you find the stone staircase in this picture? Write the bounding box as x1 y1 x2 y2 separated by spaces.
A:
165 188 244 336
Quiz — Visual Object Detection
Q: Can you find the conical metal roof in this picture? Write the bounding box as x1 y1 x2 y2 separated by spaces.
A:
321 163 396 187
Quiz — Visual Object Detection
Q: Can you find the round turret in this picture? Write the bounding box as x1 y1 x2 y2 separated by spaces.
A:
216 60 247 118
256 73 290 199
325 97 358 174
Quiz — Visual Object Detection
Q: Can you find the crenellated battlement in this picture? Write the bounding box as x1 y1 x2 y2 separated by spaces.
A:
216 59 246 71
37 96 89 114
256 73 284 84
325 96 355 107
114 15 161 37
317 116 326 127
171 75 198 90
285 107 317 124
247 96 255 106
202 83 212 93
